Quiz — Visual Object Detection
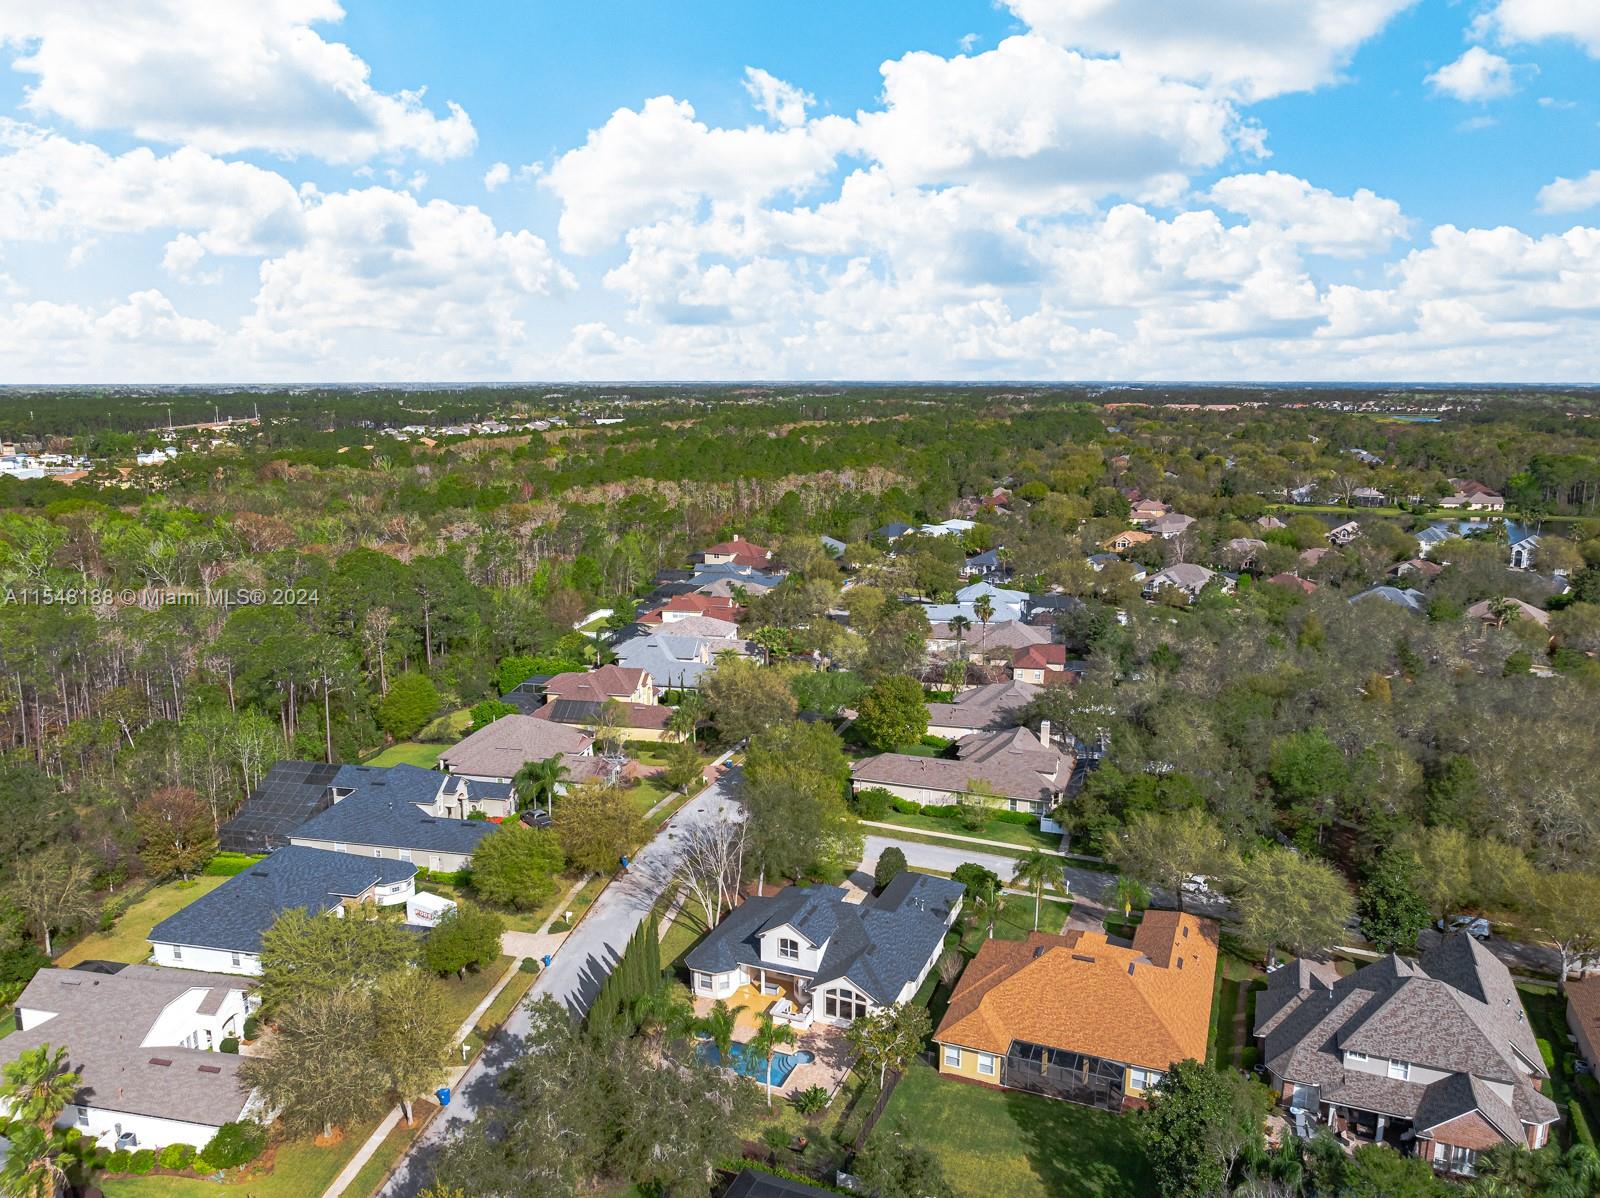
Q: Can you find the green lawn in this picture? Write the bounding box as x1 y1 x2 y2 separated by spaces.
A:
661 907 709 973
363 741 445 768
100 1116 389 1198
957 893 1070 955
1207 939 1263 1069
0 1009 15 1039
343 1104 434 1198
880 1061 1153 1198
874 810 1062 852
436 954 515 1033
58 877 229 967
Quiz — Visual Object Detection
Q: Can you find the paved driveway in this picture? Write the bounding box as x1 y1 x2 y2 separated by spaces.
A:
379 769 743 1196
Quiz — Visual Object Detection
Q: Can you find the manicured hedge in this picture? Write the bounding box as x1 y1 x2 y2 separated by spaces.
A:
201 1120 268 1169
1571 1098 1596 1147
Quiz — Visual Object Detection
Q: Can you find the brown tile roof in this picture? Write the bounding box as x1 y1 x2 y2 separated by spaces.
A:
924 680 1039 732
934 913 1219 1071
700 538 772 569
851 726 1070 805
1101 530 1155 549
438 714 593 778
1013 643 1068 670
544 665 650 702
641 594 743 623
1265 573 1317 595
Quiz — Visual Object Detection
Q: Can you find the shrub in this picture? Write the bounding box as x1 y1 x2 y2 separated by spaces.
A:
107 1149 133 1173
919 734 951 749
889 797 921 815
467 810 490 821
518 956 541 973
129 1149 157 1174
1572 1099 1596 1148
242 1015 259 1040
219 1036 239 1054
201 1120 269 1169
789 1084 830 1115
854 787 893 820
98 895 132 932
157 1143 193 1170
549 919 571 933
991 810 1037 826
874 846 908 891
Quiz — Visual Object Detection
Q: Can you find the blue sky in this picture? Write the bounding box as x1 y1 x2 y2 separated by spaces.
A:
0 0 1597 381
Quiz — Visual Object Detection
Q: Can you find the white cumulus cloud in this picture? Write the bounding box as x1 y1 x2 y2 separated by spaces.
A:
1537 169 1600 214
0 0 476 162
1473 0 1600 56
1207 171 1408 256
1426 48 1520 101
743 68 814 128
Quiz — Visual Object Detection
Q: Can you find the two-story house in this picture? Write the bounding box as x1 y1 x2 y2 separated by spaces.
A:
287 763 498 873
685 874 964 1030
438 714 593 787
1256 936 1559 1178
1 965 260 1150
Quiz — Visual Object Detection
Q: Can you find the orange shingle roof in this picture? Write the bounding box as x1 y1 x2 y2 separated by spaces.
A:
934 912 1218 1071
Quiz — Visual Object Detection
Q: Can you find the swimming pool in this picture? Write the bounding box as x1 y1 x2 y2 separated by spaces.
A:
697 1038 815 1085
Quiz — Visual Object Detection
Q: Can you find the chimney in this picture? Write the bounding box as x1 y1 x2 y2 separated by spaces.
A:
1039 720 1052 746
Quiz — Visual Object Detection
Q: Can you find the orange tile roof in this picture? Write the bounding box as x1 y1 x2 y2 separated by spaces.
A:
934 912 1218 1072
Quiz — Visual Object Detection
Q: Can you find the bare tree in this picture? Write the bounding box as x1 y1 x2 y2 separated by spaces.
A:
675 815 748 930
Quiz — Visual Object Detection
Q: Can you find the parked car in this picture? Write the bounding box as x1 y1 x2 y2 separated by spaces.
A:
1182 874 1222 901
1436 914 1490 940
521 809 553 829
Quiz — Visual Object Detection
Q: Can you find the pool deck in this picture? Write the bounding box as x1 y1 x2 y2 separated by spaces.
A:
693 985 857 1098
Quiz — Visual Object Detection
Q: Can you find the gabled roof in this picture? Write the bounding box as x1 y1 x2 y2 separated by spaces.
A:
150 845 415 954
924 679 1040 732
290 764 497 853
535 697 673 731
935 913 1219 1071
699 537 772 568
1465 597 1551 629
1013 643 1069 670
1350 586 1426 613
543 666 649 702
852 726 1071 804
438 714 592 779
1265 573 1317 595
685 875 964 1004
2 966 253 1127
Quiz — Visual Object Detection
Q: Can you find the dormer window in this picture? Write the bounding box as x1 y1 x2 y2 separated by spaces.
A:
778 937 800 961
1387 1059 1410 1081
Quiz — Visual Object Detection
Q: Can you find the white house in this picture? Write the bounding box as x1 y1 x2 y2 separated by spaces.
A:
685 874 964 1029
2 965 260 1151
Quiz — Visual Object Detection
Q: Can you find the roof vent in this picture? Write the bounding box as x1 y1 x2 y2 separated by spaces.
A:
148 1058 172 1067
1071 954 1096 964
1182 925 1189 938
1177 957 1185 970
198 1064 222 1074
1127 963 1136 976
250 869 269 878
1033 946 1046 959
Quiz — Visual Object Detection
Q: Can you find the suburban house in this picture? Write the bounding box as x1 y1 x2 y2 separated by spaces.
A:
696 537 774 570
1255 935 1559 1177
1465 597 1551 629
533 697 679 742
1101 530 1155 552
1300 546 1333 568
1351 487 1387 507
961 548 1004 579
148 845 430 976
1441 480 1506 511
1257 515 1288 531
924 679 1040 738
929 619 1051 665
1568 975 1600 1072
1509 534 1541 571
685 873 964 1029
614 630 745 692
1 965 260 1150
641 593 744 625
917 518 977 538
1389 558 1444 581
1011 644 1081 685
851 724 1073 816
1128 499 1172 524
1223 537 1268 565
1415 526 1456 557
438 713 593 784
1143 563 1222 600
1350 586 1428 613
683 562 785 597
287 763 498 873
1265 573 1318 596
873 521 914 542
543 665 656 705
933 913 1218 1110
923 581 1030 626
1147 512 1196 540
1326 520 1362 546
217 760 342 854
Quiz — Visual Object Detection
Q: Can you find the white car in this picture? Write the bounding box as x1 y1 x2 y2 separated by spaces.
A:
1437 915 1491 940
1182 874 1221 900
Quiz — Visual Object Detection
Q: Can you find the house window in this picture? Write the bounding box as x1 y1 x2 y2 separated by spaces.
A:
777 937 800 961
1346 1051 1368 1063
230 952 241 969
334 842 347 853
944 1046 962 1068
696 973 713 993
1436 1144 1476 1176
171 945 182 961
824 987 869 1021
398 849 412 862
76 1107 89 1127
1128 1068 1163 1093
1387 1059 1410 1081
977 1053 997 1077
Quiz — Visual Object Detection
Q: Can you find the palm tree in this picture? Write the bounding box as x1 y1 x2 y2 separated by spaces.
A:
746 1010 799 1108
0 1124 71 1198
947 614 972 688
1011 850 1058 931
1 1044 80 1130
972 593 994 666
972 873 1005 940
1110 876 1149 921
513 755 569 817
666 693 704 745
695 998 746 1064
630 979 696 1047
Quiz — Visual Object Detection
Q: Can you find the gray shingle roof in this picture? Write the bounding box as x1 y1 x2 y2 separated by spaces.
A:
149 845 415 955
437 713 592 779
685 874 963 1005
924 680 1039 732
1 966 253 1127
289 764 495 854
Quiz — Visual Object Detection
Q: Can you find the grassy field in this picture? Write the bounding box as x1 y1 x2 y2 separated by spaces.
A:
363 741 446 768
0 1009 15 1039
436 954 515 1032
874 810 1062 852
660 906 709 974
881 1061 1153 1198
957 892 1070 954
58 877 229 967
461 964 541 1058
100 1116 389 1198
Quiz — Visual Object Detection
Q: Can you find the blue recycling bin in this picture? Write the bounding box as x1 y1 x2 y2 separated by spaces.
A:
620 855 630 870
436 1087 451 1108
541 954 552 967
